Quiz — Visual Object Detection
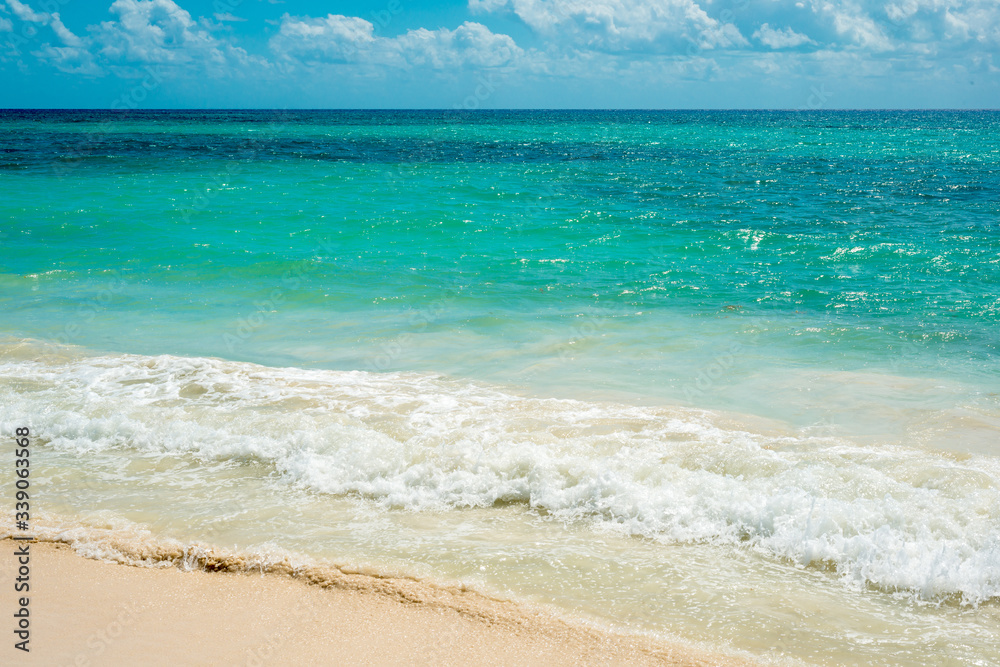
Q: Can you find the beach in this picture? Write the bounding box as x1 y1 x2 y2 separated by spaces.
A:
3 0 1000 660
3 539 749 666
1 110 998 665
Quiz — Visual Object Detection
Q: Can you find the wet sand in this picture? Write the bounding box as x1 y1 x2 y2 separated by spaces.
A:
2 539 756 666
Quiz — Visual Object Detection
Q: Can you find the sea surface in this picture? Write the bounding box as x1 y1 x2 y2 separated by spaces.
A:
1 109 998 665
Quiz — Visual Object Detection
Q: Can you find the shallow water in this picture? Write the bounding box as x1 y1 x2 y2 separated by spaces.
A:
1 110 998 665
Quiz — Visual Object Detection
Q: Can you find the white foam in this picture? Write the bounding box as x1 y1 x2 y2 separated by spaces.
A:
2 344 998 603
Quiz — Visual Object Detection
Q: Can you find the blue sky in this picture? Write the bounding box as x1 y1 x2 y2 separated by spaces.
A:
1 0 997 108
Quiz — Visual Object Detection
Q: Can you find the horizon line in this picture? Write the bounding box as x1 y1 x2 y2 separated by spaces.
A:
3 107 999 112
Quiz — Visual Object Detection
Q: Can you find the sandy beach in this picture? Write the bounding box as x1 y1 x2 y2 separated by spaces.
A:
5 104 997 667
3 539 754 666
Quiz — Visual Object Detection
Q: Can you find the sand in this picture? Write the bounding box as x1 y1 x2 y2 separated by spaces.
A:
1 539 758 666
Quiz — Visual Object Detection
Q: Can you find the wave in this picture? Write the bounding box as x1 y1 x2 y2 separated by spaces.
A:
1 340 998 603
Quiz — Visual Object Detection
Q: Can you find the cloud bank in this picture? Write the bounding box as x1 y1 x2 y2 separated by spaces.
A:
1 0 997 106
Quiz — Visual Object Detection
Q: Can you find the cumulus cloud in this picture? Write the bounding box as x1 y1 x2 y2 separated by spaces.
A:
6 0 47 23
32 43 99 75
468 0 748 52
95 0 228 65
393 22 522 68
2 0 98 74
801 0 1000 52
468 0 510 13
1 0 266 77
824 4 893 50
4 0 1000 104
213 12 245 23
270 14 522 69
882 0 1000 45
48 13 83 48
753 23 815 49
270 14 374 62
471 0 1000 56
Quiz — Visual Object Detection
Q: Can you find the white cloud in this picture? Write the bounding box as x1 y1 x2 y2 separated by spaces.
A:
213 12 246 23
3 0 82 44
49 13 83 47
468 0 1000 56
2 0 264 77
468 0 509 13
271 14 522 69
753 23 815 49
887 0 1000 46
802 0 1000 52
824 4 892 50
269 14 374 62
393 22 522 68
5 0 999 105
5 0 46 23
468 0 748 52
2 1 97 73
89 0 270 77
33 43 101 75
95 0 227 66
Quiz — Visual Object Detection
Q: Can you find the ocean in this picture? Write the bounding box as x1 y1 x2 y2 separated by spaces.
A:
1 109 998 665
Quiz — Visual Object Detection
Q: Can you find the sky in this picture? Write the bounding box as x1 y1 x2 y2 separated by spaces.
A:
0 0 997 108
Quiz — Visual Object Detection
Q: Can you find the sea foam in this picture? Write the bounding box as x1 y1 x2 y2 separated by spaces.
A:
1 344 998 604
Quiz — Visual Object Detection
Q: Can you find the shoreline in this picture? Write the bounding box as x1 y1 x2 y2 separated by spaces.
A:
3 538 758 666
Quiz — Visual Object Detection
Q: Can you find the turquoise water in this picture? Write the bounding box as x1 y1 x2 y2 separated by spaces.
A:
2 110 999 665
